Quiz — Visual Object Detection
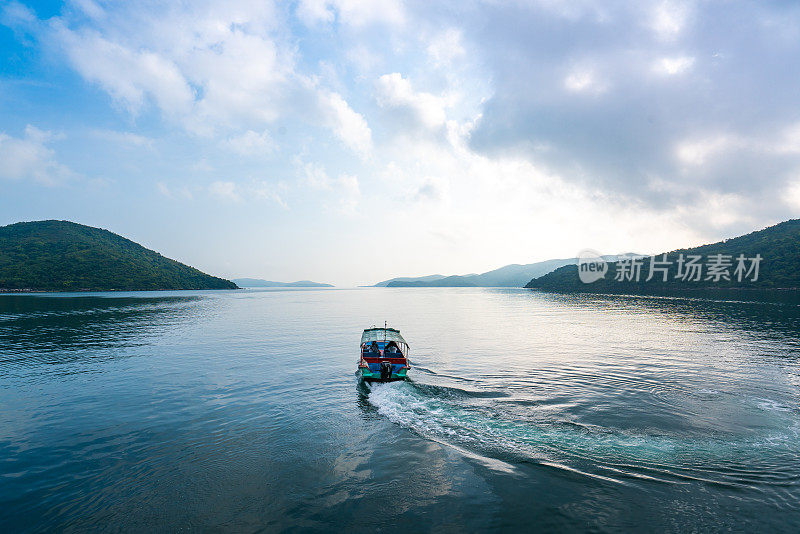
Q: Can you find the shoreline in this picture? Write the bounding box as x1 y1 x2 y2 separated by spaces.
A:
0 287 242 293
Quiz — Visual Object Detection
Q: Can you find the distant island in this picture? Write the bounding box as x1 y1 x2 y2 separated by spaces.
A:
378 256 632 288
373 274 448 287
0 220 238 292
526 219 800 292
232 279 334 288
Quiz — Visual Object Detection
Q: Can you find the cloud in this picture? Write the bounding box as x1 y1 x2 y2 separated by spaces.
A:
71 0 105 21
413 176 448 203
318 91 373 156
652 55 695 76
563 67 606 94
301 161 332 190
296 0 404 28
465 0 800 224
295 0 335 26
157 182 193 200
376 73 449 131
222 130 276 156
251 180 288 209
784 179 800 211
335 173 360 214
299 161 361 213
13 0 371 157
92 129 154 148
208 181 241 202
54 25 195 118
650 0 692 41
206 179 287 206
675 135 736 167
670 124 800 204
0 1 35 29
0 125 74 185
426 28 465 66
45 3 290 135
675 124 800 165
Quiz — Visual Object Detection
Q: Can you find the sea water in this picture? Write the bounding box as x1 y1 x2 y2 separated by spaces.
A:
1 288 799 531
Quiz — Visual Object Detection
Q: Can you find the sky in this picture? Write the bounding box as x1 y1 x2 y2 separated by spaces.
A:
1 0 799 286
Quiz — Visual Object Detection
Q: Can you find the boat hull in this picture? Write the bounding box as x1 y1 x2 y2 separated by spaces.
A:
357 367 408 382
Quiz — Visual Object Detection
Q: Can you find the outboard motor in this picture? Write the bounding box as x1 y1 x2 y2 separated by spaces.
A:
380 361 393 381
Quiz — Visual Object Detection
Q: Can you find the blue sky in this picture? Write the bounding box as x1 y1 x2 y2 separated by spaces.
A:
1 0 799 286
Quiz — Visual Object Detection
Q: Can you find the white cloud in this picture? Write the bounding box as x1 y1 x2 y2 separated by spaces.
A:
251 180 288 208
192 159 214 173
675 135 736 166
203 179 288 206
0 125 74 185
223 130 276 156
157 182 193 199
319 91 373 156
0 1 36 28
186 28 291 132
72 0 105 20
650 0 691 40
42 2 292 137
376 73 449 130
26 1 382 156
783 179 800 210
301 161 333 190
55 25 194 118
157 181 171 197
295 0 335 25
368 120 710 276
653 55 695 75
774 123 800 155
335 173 361 214
681 191 751 230
208 180 241 202
427 28 465 66
299 161 360 213
563 67 606 94
413 176 448 203
676 124 800 167
296 0 404 27
92 129 154 148
345 44 382 72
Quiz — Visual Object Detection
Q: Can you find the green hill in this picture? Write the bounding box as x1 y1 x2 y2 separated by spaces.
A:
0 220 238 291
525 219 800 293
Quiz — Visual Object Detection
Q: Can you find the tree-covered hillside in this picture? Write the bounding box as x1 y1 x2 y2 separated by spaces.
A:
0 220 238 291
526 219 800 292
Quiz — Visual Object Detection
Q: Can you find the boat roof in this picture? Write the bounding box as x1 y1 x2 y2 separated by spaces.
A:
361 327 408 345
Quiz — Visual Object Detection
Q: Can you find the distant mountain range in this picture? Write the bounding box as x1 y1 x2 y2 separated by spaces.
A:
373 274 448 287
232 278 334 288
376 256 632 288
0 220 238 291
526 219 800 292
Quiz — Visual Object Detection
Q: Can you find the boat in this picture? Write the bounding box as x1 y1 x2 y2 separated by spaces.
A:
357 326 410 382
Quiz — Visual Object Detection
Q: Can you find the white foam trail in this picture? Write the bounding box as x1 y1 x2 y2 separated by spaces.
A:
365 380 800 487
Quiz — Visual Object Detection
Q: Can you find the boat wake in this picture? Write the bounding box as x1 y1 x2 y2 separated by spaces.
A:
366 380 800 501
